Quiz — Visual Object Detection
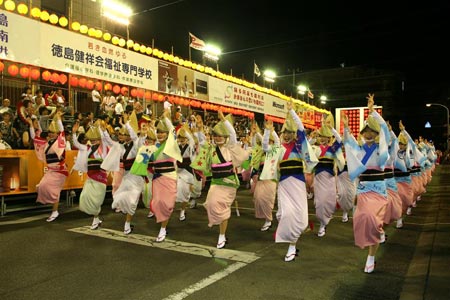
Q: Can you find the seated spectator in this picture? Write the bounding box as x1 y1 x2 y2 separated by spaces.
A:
0 130 12 150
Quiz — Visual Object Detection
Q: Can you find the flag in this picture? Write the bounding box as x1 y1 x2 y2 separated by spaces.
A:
189 32 206 50
307 90 314 99
254 62 261 77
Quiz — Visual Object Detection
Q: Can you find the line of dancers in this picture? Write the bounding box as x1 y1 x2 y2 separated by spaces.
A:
30 94 436 273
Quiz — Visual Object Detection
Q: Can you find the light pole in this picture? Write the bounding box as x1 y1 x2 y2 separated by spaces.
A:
426 103 449 151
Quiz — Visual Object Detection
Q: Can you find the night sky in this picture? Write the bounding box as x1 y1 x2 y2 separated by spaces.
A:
123 0 449 143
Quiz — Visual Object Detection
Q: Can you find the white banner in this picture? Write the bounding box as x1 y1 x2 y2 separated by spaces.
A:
209 77 266 114
264 94 287 118
0 10 158 90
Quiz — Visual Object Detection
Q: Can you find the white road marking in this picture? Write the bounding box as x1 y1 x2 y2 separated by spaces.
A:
163 262 247 300
68 226 260 300
68 226 260 263
0 207 78 226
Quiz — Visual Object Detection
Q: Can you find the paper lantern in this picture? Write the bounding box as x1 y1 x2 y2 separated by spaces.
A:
80 25 88 34
158 94 164 102
111 36 119 45
118 38 126 47
137 89 144 98
112 85 120 94
0 61 4 72
88 28 96 37
133 43 140 52
95 29 102 39
144 91 151 99
17 3 28 15
130 88 137 97
40 11 49 22
157 52 164 59
51 72 60 83
42 70 51 81
95 81 102 91
59 74 68 85
78 78 87 88
163 53 169 60
120 86 128 95
104 83 112 91
59 17 68 27
71 21 80 31
103 32 111 41
19 67 30 78
86 80 94 90
49 14 58 24
152 93 159 101
7 64 19 76
4 0 15 11
0 0 3 6
126 40 134 48
146 48 152 55
31 7 40 18
70 76 79 87
140 45 146 53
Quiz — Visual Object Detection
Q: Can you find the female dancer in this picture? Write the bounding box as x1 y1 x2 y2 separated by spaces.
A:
191 110 249 248
343 93 389 273
29 112 68 222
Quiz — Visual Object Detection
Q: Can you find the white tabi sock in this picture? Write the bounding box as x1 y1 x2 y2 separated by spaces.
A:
158 227 167 237
366 255 375 266
92 217 100 225
124 221 131 232
218 234 226 244
287 244 296 255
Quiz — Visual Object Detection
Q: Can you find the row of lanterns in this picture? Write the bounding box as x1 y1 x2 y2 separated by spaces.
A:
1 60 256 118
1 0 329 115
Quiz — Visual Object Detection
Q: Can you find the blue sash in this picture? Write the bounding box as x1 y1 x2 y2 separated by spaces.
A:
361 143 377 166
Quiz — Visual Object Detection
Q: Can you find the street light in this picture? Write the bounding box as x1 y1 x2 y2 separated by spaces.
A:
297 84 307 101
202 44 221 70
426 103 449 151
102 0 132 40
320 95 327 104
263 70 276 89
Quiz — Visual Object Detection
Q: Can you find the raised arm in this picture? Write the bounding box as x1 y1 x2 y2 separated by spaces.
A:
287 100 305 131
218 110 237 145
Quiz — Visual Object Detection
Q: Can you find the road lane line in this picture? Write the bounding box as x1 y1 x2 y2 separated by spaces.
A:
162 262 247 300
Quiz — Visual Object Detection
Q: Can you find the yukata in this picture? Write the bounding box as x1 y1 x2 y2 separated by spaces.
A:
276 110 318 243
72 129 109 216
253 130 281 222
312 130 345 228
32 120 68 205
344 111 389 248
191 121 249 227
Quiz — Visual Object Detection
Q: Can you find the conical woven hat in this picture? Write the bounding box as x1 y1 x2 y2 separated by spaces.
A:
129 111 139 134
360 115 380 134
48 115 59 133
85 125 101 140
280 111 297 133
118 126 129 135
177 123 192 138
212 114 233 136
317 125 333 137
398 133 408 145
146 128 157 141
156 118 169 132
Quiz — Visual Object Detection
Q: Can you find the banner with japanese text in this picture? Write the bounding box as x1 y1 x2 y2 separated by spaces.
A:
0 10 158 90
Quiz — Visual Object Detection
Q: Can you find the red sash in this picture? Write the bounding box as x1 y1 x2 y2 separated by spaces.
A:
282 142 295 160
